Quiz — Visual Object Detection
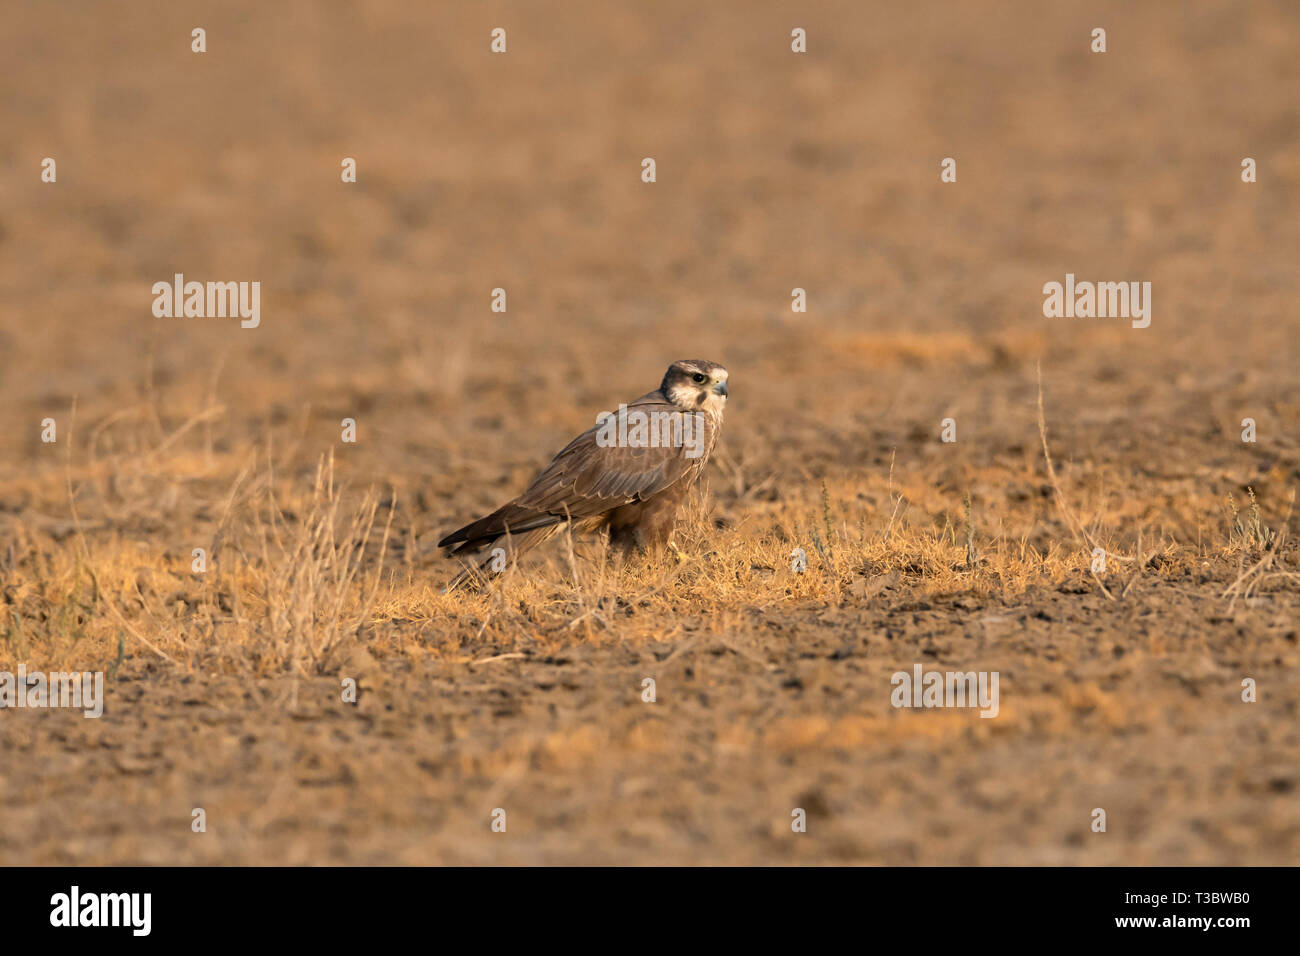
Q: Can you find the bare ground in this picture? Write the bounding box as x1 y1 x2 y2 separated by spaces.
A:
1 0 1298 864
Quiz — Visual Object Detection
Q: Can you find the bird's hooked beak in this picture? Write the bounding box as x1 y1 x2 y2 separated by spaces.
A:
713 380 729 397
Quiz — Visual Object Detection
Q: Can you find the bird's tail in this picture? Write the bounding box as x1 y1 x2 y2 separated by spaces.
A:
441 525 562 593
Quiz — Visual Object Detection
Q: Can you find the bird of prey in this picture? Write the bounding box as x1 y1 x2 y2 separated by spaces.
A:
439 359 729 589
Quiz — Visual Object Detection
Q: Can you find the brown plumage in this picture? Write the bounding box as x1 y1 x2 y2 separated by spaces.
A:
439 359 729 590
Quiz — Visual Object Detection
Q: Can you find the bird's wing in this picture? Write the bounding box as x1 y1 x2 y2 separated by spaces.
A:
439 394 715 548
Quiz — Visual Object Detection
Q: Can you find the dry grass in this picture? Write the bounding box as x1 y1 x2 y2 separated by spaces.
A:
3 391 1293 679
3 0 1299 865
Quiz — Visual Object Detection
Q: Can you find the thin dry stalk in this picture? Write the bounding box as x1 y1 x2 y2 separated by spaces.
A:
1035 363 1124 601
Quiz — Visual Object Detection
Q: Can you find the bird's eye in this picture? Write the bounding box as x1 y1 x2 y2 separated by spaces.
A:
691 373 707 384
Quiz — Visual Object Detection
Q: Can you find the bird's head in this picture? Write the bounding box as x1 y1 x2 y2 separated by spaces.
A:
662 359 729 416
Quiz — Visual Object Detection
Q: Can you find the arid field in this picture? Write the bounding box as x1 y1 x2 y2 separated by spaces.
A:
1 1 1298 864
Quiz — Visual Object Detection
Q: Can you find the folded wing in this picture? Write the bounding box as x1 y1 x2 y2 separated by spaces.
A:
438 395 713 555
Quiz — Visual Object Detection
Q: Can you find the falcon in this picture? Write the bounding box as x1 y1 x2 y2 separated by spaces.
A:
439 359 729 589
